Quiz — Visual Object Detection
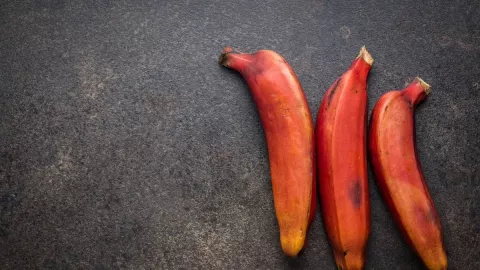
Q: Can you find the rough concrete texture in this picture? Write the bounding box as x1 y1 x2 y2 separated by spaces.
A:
0 0 479 269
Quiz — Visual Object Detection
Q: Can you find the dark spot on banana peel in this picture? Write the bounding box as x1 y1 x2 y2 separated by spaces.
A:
328 78 342 106
349 180 362 209
251 65 265 77
415 205 439 226
402 94 415 108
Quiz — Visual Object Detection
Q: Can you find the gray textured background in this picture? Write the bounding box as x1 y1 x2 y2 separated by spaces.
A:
1 0 479 269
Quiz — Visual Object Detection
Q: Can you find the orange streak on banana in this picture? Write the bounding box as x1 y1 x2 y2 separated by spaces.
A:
316 47 373 269
369 78 447 270
219 47 316 257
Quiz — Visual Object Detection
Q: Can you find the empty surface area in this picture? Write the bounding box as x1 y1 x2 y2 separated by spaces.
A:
0 0 479 269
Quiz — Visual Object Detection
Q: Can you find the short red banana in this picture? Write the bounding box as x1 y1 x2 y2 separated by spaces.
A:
369 78 448 270
316 47 373 269
219 47 316 257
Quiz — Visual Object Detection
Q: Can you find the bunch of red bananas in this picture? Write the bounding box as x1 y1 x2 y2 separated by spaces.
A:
220 46 447 270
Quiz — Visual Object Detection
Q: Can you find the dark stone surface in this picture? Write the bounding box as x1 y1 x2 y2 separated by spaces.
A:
0 0 479 269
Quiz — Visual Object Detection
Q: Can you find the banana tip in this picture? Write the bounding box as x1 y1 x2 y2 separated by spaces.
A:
218 47 233 66
416 77 431 95
357 46 374 65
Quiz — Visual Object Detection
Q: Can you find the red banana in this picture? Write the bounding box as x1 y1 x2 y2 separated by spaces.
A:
369 78 448 270
316 47 373 269
219 47 316 257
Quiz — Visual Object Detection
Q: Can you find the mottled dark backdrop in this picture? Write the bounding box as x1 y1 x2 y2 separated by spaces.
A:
0 0 479 269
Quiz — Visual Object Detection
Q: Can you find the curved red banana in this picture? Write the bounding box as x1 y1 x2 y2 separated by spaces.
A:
369 78 448 270
219 47 316 257
316 47 373 269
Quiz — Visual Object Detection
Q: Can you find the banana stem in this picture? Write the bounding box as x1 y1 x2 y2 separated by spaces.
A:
402 77 431 107
218 47 253 72
350 46 374 78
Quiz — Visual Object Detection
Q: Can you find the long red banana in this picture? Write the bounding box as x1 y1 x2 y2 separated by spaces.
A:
219 47 316 257
316 47 373 269
369 78 447 270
